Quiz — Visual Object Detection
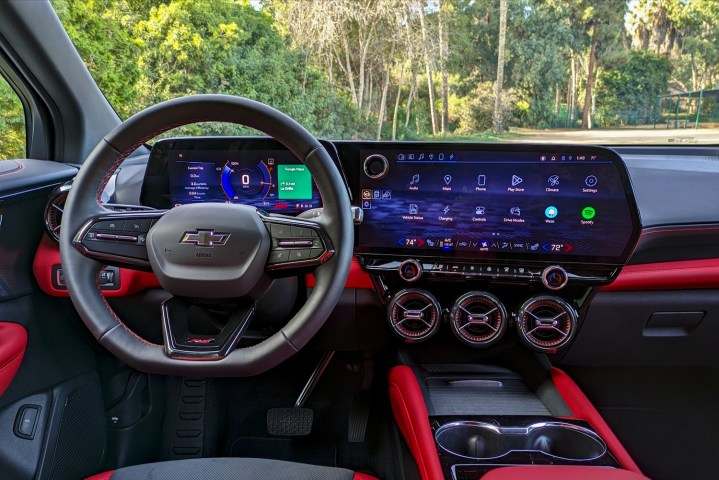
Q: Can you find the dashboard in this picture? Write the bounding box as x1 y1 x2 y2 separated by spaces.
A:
39 137 645 353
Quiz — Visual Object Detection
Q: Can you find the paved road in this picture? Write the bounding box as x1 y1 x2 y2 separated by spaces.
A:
506 127 719 145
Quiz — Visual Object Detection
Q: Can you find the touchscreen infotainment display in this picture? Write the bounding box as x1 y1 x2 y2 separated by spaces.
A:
144 138 322 214
356 147 639 263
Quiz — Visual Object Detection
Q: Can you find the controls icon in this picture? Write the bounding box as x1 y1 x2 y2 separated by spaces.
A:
585 175 598 187
475 206 486 215
582 206 596 220
548 175 560 187
511 175 523 187
545 206 558 219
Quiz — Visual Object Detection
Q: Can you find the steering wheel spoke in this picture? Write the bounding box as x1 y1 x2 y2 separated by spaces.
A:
161 297 255 360
74 210 167 269
262 213 334 273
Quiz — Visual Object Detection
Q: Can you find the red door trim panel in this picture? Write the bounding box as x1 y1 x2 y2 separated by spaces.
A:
0 322 28 396
481 465 650 480
604 258 719 291
33 234 160 297
389 365 444 480
550 368 642 474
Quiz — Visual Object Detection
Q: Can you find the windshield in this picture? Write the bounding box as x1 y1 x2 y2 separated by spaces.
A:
51 0 719 145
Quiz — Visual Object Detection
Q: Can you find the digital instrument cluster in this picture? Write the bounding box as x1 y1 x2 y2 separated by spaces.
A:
141 137 322 214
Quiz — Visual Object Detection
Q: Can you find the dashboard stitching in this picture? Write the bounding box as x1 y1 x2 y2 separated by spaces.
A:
640 226 719 236
0 160 24 176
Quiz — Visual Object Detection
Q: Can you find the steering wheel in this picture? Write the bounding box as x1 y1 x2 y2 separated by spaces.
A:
59 95 353 376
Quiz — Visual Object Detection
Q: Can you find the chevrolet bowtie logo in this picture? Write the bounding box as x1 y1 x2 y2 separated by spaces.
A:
180 229 231 247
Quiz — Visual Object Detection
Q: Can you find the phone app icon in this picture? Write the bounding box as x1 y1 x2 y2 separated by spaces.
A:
582 206 596 220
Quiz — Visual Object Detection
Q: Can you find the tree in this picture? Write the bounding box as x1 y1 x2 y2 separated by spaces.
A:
597 50 672 124
579 1 627 129
492 0 507 134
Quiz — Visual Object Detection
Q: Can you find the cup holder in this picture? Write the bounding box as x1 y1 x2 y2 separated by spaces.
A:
435 421 607 462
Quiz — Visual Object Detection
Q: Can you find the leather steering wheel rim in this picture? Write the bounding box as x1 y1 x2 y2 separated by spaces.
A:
59 95 353 376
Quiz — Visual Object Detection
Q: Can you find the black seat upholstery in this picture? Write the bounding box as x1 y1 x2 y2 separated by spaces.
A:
89 458 377 480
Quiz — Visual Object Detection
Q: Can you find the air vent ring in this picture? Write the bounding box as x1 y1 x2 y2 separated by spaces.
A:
44 183 72 242
516 296 577 353
450 291 507 347
387 288 442 343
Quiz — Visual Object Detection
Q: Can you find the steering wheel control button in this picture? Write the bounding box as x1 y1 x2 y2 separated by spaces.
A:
91 220 125 231
398 259 423 282
126 218 153 232
270 223 291 238
269 250 290 264
290 226 317 238
363 154 390 179
542 265 569 290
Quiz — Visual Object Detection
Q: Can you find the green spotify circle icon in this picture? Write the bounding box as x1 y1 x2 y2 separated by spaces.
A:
582 206 596 220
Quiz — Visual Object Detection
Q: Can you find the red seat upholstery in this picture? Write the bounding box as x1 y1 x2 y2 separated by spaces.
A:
0 322 27 396
481 466 651 480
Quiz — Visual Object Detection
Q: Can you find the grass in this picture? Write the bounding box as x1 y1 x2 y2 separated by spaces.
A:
408 130 522 142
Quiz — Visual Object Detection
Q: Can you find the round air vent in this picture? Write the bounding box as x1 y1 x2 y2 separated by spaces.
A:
450 291 507 347
516 296 577 353
387 289 442 342
44 184 72 242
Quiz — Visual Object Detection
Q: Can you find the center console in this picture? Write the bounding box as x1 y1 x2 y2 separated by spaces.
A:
338 142 643 479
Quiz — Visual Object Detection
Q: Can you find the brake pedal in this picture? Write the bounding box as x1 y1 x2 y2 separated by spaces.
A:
266 351 335 437
267 407 314 436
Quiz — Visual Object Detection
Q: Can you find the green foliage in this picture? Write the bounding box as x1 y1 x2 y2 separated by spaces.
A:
51 0 369 139
597 51 672 123
456 81 516 132
0 77 25 159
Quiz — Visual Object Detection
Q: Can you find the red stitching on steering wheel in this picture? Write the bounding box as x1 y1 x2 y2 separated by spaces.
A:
96 118 213 204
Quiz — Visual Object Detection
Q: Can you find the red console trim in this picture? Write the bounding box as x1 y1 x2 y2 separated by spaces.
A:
481 465 649 480
306 256 373 289
550 368 642 474
85 472 114 480
388 366 444 480
0 322 27 396
33 234 160 297
604 258 719 291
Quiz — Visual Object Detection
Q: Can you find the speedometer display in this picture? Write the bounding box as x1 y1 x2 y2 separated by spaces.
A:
221 160 272 201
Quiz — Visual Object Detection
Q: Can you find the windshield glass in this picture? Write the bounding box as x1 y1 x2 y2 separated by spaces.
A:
51 0 719 145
